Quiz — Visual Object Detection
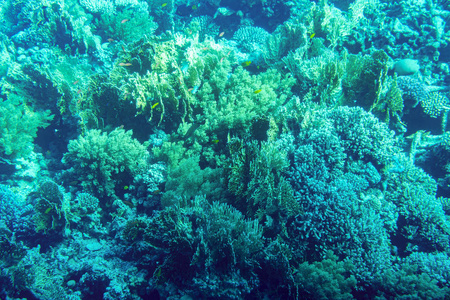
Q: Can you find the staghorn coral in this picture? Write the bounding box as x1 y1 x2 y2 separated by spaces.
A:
79 0 114 14
384 154 450 253
420 92 450 119
410 130 450 200
380 253 450 298
328 106 398 164
396 77 450 131
285 105 404 286
74 193 99 213
233 26 270 53
396 76 429 107
0 185 34 238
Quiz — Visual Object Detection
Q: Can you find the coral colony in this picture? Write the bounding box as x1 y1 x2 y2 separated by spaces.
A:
1 0 450 299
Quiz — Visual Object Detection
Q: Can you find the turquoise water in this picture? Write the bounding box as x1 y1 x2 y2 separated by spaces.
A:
1 0 450 299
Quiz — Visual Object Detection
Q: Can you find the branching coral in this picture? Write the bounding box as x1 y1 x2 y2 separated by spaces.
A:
193 66 295 135
233 26 270 53
226 138 299 221
34 181 70 234
62 128 150 198
0 93 53 158
160 155 226 207
384 156 450 253
146 195 264 298
294 251 357 300
285 105 401 285
285 47 346 106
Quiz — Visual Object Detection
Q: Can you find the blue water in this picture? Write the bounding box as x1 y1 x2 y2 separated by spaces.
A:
1 0 450 299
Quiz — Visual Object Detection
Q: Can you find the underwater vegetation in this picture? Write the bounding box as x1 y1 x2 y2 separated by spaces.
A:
1 0 450 299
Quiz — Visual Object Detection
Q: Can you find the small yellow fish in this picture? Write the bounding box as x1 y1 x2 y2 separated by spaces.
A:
211 139 219 144
253 89 262 94
192 4 198 10
124 186 129 190
161 3 167 7
151 102 159 109
45 207 52 214
241 61 252 67
310 33 315 39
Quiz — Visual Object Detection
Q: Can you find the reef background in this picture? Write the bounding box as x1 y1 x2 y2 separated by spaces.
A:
1 0 450 299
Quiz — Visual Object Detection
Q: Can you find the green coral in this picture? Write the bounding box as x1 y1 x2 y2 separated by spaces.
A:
384 155 450 252
226 138 299 221
301 0 380 49
381 258 449 299
146 195 264 298
293 251 357 300
62 128 150 198
149 38 296 175
263 21 308 67
285 48 346 106
82 37 205 131
193 66 295 136
97 3 158 44
381 73 405 125
122 218 148 243
0 93 53 158
343 50 390 109
161 155 225 207
34 181 70 234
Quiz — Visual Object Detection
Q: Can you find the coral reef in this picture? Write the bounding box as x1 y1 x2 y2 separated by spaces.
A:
1 0 450 299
